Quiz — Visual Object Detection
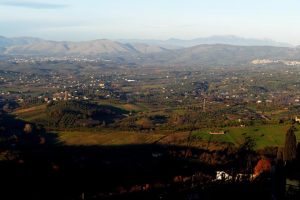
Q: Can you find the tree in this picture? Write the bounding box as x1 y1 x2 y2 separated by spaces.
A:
283 126 297 162
136 117 153 130
297 143 300 162
237 136 256 172
23 123 33 134
276 147 284 161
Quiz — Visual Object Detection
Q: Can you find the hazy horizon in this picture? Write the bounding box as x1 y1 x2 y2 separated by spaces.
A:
0 34 292 44
1 0 300 45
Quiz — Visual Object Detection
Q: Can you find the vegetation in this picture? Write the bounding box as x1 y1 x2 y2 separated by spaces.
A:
284 126 297 162
193 124 300 149
1 60 300 199
16 100 128 129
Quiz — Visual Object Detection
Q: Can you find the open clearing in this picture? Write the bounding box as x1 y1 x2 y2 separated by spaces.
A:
192 124 300 149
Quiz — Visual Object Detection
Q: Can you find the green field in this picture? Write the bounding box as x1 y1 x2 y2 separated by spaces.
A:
193 124 300 149
12 104 300 150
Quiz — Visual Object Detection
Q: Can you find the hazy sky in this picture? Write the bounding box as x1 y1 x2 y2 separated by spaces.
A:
1 0 300 44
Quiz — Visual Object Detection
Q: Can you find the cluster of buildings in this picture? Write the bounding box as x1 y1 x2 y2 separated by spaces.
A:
8 56 109 64
252 59 300 66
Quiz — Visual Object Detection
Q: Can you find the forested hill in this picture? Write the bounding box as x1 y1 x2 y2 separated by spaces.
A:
29 101 128 128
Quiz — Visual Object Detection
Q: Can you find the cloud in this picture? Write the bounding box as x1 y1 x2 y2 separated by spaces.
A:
0 1 68 9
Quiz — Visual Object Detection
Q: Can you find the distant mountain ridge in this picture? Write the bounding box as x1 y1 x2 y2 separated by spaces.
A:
0 36 44 47
1 35 300 67
118 35 293 48
0 36 169 56
141 44 300 67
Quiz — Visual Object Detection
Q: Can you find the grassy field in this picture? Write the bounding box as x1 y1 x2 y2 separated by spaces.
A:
57 131 166 146
13 104 47 122
192 124 300 149
92 99 148 112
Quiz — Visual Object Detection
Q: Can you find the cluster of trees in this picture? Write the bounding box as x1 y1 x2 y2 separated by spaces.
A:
166 106 262 131
34 100 127 128
22 97 45 107
116 104 266 131
117 115 165 131
1 101 19 112
0 110 47 161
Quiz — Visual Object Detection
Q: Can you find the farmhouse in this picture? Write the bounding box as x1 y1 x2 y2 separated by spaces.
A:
215 171 232 181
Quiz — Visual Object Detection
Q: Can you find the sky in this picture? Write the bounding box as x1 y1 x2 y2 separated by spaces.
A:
0 0 300 44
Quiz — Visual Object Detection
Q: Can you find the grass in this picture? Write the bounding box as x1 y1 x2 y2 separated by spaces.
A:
13 104 47 114
193 124 300 149
56 124 300 150
13 104 47 122
57 131 166 146
93 99 148 112
11 104 300 150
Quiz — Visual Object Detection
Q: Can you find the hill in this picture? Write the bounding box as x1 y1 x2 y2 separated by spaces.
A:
14 101 128 128
138 44 300 67
0 36 168 56
0 36 43 47
1 36 300 67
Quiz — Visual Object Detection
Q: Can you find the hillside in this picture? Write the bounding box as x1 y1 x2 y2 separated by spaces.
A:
137 44 300 67
0 36 43 47
14 101 128 128
1 36 300 67
0 36 168 56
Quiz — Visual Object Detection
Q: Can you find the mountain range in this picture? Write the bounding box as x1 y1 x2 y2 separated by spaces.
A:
118 35 293 49
0 36 169 56
143 44 300 67
1 35 300 67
